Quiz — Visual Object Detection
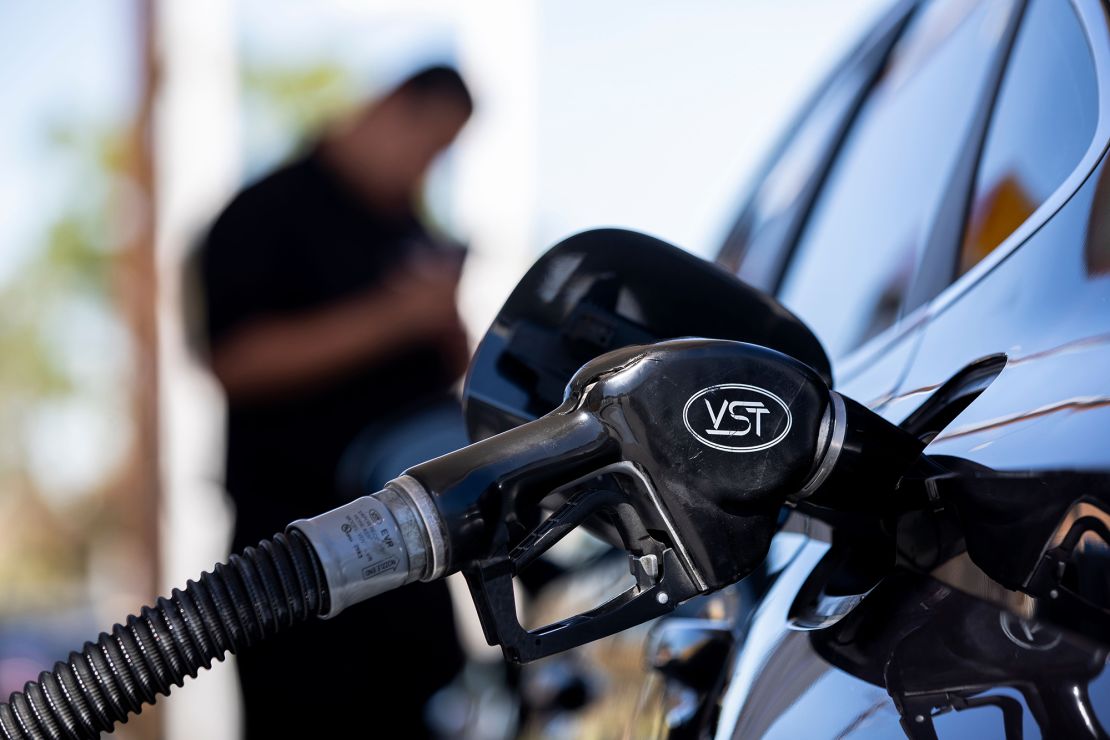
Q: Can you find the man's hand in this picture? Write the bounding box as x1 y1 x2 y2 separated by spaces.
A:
210 253 469 401
381 254 463 338
379 255 470 378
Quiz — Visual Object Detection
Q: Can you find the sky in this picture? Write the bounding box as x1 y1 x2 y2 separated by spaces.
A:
534 0 892 255
0 0 892 281
228 0 892 256
0 0 892 277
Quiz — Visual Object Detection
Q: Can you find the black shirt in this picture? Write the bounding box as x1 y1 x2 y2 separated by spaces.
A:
198 152 465 740
200 152 458 546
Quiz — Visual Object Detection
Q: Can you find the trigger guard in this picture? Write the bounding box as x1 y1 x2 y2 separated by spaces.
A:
463 547 698 664
542 460 707 591
461 462 708 663
512 488 623 570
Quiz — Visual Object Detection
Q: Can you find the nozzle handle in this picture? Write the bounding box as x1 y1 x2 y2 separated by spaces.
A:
465 484 701 664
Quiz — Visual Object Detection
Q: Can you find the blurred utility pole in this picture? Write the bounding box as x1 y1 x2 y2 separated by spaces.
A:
113 0 161 736
118 0 160 605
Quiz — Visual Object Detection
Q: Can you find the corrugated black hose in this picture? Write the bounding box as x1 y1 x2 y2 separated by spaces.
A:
0 530 330 739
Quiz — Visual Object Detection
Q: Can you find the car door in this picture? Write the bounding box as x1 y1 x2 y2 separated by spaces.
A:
707 0 1110 737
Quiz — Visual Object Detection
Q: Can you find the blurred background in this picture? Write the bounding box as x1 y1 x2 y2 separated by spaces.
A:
0 1 889 737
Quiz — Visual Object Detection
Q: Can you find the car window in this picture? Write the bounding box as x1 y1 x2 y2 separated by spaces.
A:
727 70 874 287
723 1 916 290
778 0 1019 360
958 0 1098 275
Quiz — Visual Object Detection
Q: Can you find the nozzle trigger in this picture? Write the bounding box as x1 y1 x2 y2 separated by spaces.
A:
463 486 700 663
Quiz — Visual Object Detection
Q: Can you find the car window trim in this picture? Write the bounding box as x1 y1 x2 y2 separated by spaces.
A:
775 0 1026 366
901 0 1028 314
838 0 1110 386
717 0 919 287
767 0 920 297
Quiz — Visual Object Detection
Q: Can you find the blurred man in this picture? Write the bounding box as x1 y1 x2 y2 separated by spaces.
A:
198 66 472 738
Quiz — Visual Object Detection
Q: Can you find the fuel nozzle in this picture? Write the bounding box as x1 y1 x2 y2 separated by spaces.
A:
290 338 925 662
0 338 926 740
0 237 935 738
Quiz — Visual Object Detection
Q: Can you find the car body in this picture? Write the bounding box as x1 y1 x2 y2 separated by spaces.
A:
636 0 1110 737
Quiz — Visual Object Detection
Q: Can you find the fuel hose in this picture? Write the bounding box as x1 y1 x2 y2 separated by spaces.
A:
0 532 324 740
0 478 442 740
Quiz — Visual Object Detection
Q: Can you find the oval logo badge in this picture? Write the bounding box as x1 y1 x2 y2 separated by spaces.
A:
682 384 792 453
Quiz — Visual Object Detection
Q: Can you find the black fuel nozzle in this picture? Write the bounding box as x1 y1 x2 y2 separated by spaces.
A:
290 338 926 662
1 338 928 739
0 234 934 738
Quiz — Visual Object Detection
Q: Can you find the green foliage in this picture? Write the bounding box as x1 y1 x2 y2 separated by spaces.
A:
0 121 133 609
241 60 358 145
0 129 121 414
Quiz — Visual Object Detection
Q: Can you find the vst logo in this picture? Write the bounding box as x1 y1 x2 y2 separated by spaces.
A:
682 384 792 452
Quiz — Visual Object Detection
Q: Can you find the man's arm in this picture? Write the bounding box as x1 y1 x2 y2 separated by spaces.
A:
210 259 465 401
